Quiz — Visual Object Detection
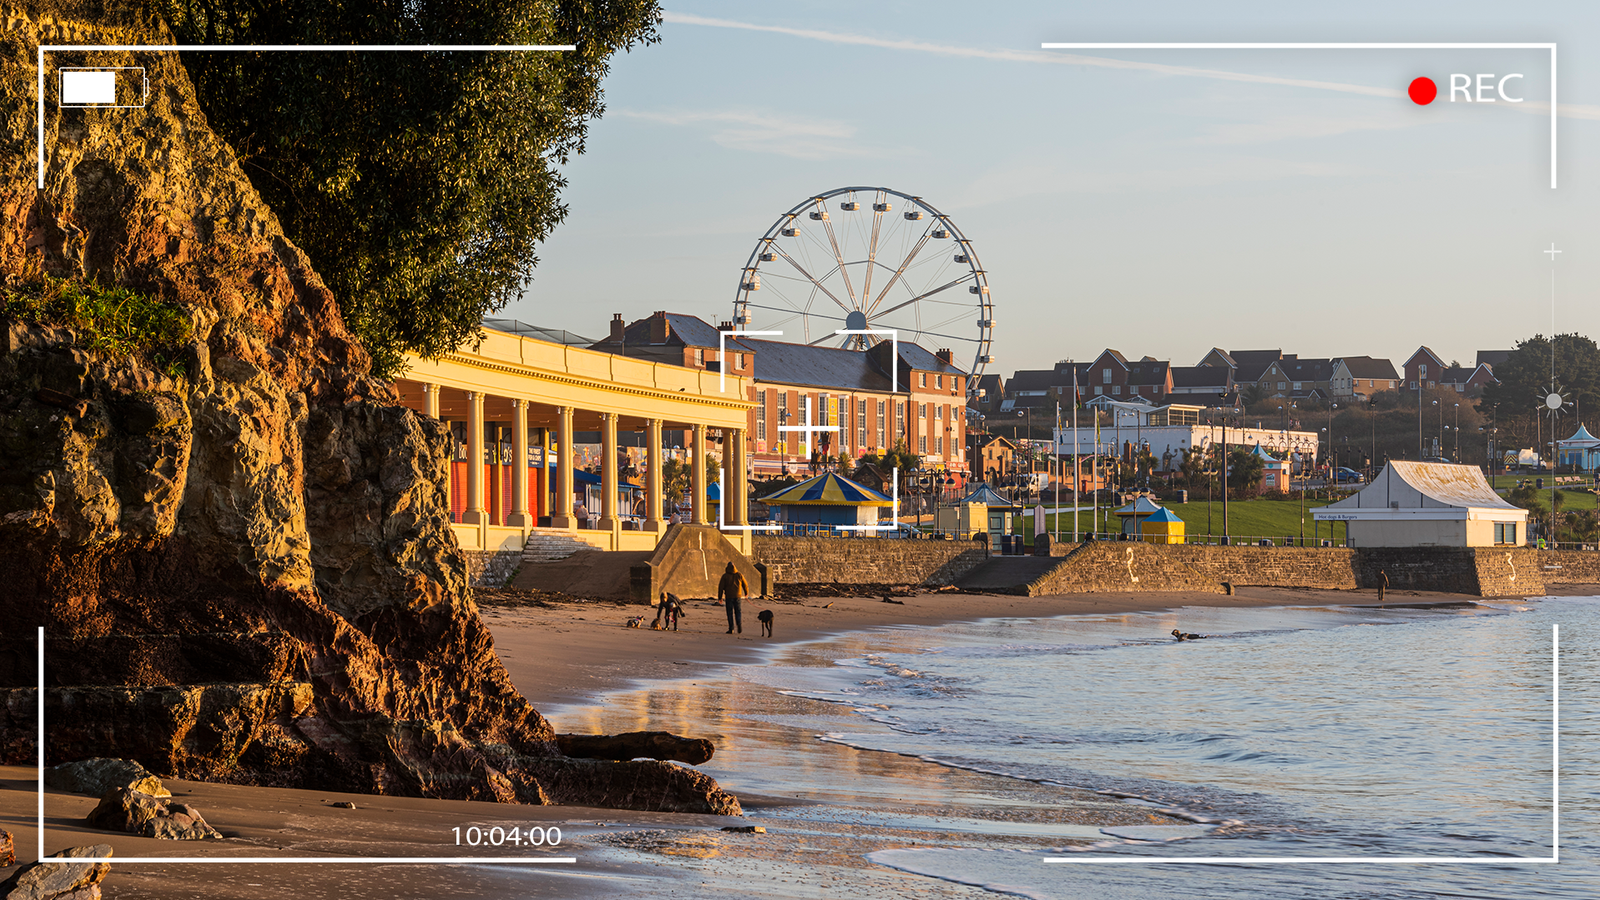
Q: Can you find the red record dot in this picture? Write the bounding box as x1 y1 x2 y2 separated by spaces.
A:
1408 77 1437 105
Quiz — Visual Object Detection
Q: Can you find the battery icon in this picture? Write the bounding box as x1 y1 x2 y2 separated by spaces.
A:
59 67 147 108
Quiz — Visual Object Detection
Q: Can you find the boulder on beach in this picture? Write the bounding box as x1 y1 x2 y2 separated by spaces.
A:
45 759 170 800
0 844 111 900
555 732 716 765
85 789 221 841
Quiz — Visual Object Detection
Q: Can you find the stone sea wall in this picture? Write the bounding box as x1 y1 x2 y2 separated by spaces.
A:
751 536 986 586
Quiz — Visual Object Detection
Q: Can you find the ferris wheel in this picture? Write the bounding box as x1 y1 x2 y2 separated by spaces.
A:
732 186 995 393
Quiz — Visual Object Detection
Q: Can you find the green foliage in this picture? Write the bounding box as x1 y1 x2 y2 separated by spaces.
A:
1226 445 1264 497
1481 333 1600 420
156 0 663 376
1 274 192 377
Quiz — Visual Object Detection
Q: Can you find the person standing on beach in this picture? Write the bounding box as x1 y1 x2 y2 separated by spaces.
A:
718 562 746 634
1378 568 1388 603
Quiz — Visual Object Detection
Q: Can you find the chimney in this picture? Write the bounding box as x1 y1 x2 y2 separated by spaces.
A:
609 313 625 342
936 348 953 365
650 311 670 344
718 321 734 333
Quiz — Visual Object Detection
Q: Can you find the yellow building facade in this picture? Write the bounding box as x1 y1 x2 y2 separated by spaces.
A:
395 323 756 557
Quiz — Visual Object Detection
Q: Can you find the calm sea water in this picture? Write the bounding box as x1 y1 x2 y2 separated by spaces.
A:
548 597 1597 899
774 599 1596 899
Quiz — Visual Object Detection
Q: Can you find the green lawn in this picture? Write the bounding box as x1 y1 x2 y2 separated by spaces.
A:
1021 497 1349 545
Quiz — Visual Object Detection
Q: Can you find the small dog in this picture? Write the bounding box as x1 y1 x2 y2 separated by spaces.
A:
757 609 774 637
1171 628 1204 641
625 615 645 629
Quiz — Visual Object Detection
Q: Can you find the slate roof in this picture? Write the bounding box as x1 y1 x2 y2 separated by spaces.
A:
1126 359 1170 386
1005 369 1065 393
1277 357 1333 382
897 343 966 375
1171 365 1232 389
742 338 894 392
1338 356 1400 380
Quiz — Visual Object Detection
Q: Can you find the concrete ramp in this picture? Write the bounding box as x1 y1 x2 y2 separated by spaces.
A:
638 525 761 605
509 549 654 600
956 556 1065 594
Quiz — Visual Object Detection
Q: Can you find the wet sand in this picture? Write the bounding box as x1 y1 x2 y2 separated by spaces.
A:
0 583 1496 898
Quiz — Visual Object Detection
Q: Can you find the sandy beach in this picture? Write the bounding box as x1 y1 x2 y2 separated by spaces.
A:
2 582 1559 899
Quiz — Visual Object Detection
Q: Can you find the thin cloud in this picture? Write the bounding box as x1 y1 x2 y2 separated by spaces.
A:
664 11 1399 99
663 11 1600 120
1192 114 1417 145
614 108 896 160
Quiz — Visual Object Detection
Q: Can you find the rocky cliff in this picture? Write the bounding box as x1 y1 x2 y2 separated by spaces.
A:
0 1 737 815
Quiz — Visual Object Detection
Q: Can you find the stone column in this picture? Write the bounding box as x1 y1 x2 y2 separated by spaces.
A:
552 405 576 529
645 418 665 533
729 428 747 526
691 423 708 525
599 412 620 534
508 399 531 527
462 391 487 525
422 383 440 418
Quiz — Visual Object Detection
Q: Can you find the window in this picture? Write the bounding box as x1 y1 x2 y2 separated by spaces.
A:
936 374 943 389
1277 381 1286 390
1112 385 1121 395
919 435 927 454
736 352 746 370
1094 386 1103 395
1419 364 1428 378
936 435 943 455
919 403 926 420
877 400 886 448
920 373 927 387
1494 522 1518 545
756 390 766 442
693 348 704 366
1103 368 1112 384
1293 382 1302 390
858 400 867 447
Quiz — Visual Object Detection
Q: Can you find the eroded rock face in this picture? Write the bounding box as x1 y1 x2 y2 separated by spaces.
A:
0 1 735 815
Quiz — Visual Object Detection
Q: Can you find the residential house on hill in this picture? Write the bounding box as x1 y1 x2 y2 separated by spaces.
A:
1169 364 1233 399
1330 356 1401 400
1251 355 1333 402
1439 362 1497 396
1403 346 1446 392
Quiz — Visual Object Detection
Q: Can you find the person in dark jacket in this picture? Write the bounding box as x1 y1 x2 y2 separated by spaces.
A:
718 562 747 634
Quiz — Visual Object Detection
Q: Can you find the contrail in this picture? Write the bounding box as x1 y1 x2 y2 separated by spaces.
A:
663 11 1600 120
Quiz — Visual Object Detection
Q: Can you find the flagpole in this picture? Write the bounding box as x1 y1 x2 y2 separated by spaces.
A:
1072 366 1080 542
1054 401 1062 546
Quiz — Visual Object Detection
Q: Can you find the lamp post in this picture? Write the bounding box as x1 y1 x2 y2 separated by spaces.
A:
1434 399 1442 459
1219 392 1231 544
1453 402 1460 460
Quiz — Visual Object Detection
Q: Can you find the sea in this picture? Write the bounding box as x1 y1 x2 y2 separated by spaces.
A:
548 596 1597 900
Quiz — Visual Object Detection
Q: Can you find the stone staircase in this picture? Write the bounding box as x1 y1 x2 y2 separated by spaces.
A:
521 527 609 563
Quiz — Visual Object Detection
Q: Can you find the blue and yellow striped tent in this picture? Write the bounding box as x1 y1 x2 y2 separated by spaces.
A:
758 472 894 507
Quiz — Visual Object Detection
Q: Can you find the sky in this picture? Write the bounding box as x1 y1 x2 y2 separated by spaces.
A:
501 1 1599 387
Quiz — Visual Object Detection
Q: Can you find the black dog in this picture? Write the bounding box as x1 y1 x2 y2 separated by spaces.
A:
757 609 774 638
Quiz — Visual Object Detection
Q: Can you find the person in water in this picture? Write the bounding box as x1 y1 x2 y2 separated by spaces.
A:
1171 628 1204 641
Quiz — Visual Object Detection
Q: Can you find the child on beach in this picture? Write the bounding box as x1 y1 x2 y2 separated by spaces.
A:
654 591 684 631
